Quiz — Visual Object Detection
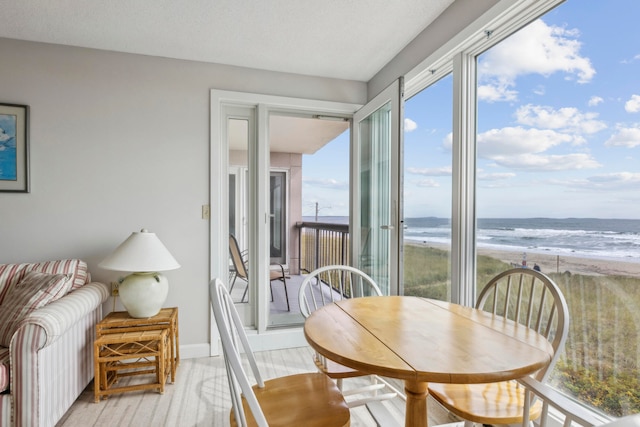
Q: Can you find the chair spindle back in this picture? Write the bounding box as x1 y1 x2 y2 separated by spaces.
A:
210 278 267 427
476 268 569 382
298 265 383 318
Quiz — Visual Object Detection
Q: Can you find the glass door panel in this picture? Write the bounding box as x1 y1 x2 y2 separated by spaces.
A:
352 79 402 295
358 107 391 292
227 112 254 326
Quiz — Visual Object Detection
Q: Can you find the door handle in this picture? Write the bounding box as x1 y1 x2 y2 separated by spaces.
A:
380 225 394 230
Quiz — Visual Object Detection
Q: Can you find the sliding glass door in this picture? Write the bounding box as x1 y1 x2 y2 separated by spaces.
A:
352 79 403 295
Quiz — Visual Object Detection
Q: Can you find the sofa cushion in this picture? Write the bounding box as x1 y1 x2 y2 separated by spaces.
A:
28 259 90 291
0 263 30 305
0 347 8 393
0 271 72 346
0 259 90 305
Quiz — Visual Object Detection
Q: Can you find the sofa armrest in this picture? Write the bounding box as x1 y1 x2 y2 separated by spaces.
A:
14 282 109 349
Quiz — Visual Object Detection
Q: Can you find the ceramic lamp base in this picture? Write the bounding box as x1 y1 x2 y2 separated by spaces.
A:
119 272 168 318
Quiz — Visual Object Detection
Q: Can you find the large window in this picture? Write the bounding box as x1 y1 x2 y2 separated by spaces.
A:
403 0 639 418
474 0 640 417
403 74 453 300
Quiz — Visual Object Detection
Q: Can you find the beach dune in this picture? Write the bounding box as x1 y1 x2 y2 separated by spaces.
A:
478 247 640 277
407 241 640 277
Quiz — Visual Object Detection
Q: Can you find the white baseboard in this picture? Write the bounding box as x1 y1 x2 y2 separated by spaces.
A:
178 329 307 360
179 343 211 359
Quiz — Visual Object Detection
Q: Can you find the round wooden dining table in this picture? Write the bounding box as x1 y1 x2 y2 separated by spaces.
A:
303 296 554 427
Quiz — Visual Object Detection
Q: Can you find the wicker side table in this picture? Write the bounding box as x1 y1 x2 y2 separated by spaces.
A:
93 329 170 402
96 307 179 382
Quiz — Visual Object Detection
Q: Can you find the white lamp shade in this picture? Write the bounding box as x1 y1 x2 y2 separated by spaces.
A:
99 229 180 272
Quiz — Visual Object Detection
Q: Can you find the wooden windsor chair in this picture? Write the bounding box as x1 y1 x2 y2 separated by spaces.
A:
429 268 570 427
298 265 401 410
210 278 350 427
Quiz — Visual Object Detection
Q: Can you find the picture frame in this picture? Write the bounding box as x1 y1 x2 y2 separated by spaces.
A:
0 103 30 193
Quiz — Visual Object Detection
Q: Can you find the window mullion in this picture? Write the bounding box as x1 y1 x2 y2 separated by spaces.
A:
451 51 477 307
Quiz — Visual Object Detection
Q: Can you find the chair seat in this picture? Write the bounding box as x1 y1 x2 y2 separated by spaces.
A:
269 270 283 281
428 380 543 424
231 372 351 427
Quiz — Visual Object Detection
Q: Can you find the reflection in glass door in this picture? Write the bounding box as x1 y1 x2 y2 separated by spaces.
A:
270 172 286 264
358 106 392 292
227 112 254 327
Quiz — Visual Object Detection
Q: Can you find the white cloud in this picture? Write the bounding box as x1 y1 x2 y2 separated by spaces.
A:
589 172 640 184
478 172 516 181
415 179 440 188
558 172 640 190
302 177 348 189
533 85 546 96
588 96 603 107
448 125 600 172
478 126 583 157
621 54 640 64
406 166 452 176
624 94 640 113
478 19 595 102
442 133 453 150
605 126 640 148
490 153 601 171
478 83 517 103
404 118 418 132
476 126 600 171
515 104 606 134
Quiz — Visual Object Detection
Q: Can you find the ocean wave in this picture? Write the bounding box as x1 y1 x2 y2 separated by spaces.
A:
403 218 640 260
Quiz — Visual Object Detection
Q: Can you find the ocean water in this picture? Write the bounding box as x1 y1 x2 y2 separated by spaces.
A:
304 216 640 261
404 217 640 261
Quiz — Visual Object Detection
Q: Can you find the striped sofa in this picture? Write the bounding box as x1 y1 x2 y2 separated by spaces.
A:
0 260 109 427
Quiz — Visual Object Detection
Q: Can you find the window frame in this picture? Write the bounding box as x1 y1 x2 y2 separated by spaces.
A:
404 0 566 305
402 0 618 423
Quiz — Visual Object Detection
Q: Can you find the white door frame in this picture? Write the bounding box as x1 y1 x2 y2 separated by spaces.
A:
210 89 360 356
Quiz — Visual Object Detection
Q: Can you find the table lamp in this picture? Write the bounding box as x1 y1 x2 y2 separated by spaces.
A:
99 228 180 318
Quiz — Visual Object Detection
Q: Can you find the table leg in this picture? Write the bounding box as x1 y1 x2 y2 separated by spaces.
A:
404 380 428 427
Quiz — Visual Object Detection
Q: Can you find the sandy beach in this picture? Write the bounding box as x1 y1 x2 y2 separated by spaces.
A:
478 247 640 277
406 241 640 277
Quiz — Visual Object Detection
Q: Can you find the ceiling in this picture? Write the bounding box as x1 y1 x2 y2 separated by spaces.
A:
0 0 455 154
0 0 455 82
229 115 350 155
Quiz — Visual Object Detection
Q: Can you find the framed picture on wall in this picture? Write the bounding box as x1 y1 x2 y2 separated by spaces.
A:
0 103 30 193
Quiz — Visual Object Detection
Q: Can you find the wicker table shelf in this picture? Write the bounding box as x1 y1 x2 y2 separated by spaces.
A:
93 307 179 402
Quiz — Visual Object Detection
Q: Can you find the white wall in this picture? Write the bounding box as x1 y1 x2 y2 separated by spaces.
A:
0 37 366 357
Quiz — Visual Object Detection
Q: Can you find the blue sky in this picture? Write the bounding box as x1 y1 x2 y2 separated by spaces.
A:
303 0 640 219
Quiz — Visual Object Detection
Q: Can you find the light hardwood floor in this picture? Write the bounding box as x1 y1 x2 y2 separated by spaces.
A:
57 346 457 427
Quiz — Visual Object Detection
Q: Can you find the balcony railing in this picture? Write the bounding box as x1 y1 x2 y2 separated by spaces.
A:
296 221 350 273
